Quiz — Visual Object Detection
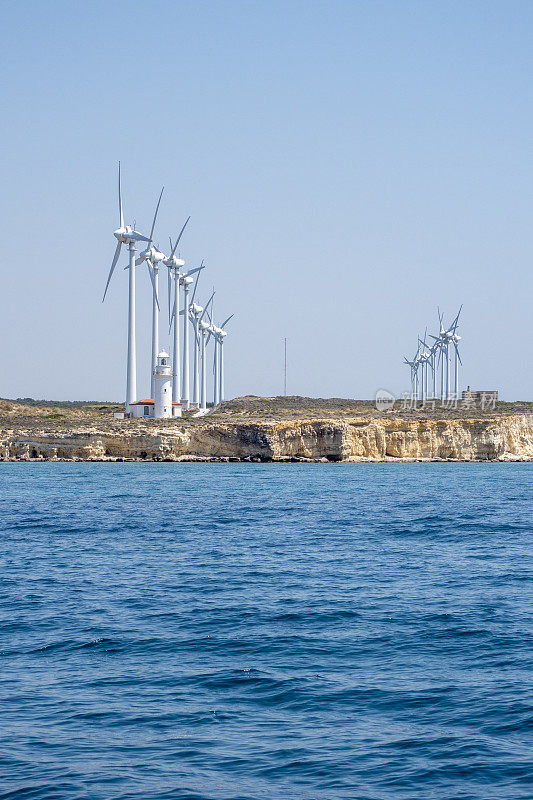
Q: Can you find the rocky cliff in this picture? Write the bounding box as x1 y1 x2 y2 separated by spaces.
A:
1 414 532 462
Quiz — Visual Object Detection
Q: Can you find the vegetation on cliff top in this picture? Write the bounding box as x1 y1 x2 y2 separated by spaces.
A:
0 395 531 436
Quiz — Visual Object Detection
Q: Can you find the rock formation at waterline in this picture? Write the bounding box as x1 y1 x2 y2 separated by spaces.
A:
1 402 532 462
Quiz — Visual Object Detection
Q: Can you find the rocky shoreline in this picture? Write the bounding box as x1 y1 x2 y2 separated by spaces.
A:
1 413 532 463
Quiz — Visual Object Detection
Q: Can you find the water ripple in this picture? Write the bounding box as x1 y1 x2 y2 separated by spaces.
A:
0 462 531 800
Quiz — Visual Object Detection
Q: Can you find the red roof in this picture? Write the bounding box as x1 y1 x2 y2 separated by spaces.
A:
129 399 182 406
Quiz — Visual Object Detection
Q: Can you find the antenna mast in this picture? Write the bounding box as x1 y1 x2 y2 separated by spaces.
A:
284 338 287 396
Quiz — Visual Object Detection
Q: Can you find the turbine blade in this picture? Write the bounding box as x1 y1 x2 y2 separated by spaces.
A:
199 291 215 322
185 265 204 278
452 304 463 330
118 162 124 229
221 314 234 329
149 186 164 243
102 240 122 302
171 216 191 256
167 269 172 324
190 271 201 304
135 255 144 266
147 262 160 311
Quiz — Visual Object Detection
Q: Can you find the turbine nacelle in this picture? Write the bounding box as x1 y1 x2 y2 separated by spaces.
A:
138 244 166 266
190 302 203 316
114 225 150 244
164 254 186 269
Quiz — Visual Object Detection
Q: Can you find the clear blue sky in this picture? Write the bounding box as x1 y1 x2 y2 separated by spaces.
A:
1 0 532 401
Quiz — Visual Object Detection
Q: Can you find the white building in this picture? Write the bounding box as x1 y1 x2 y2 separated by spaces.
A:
129 350 182 419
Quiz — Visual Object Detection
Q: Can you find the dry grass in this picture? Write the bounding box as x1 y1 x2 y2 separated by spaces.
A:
0 395 531 436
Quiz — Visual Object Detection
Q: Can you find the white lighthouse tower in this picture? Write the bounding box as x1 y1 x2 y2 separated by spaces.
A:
153 350 172 419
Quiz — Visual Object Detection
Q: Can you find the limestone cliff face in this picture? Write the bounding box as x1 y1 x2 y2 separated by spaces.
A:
1 415 532 461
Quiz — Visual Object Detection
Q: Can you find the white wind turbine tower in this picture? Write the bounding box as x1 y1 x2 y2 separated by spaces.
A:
448 306 462 399
404 341 421 403
441 307 462 401
403 355 417 399
134 189 165 398
429 306 462 401
187 271 206 410
427 338 440 399
218 315 234 404
205 313 219 408
163 217 197 402
209 314 234 407
103 163 152 410
429 308 447 402
417 330 430 404
178 264 204 410
420 328 440 400
196 292 215 412
451 330 462 398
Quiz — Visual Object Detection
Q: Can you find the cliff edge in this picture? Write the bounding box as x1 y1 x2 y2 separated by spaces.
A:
0 397 532 462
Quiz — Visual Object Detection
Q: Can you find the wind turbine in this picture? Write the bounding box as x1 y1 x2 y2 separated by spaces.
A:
429 308 447 401
417 330 430 404
178 266 205 409
451 330 462 398
448 306 463 399
102 162 152 410
185 270 208 410
188 293 203 410
429 306 462 401
135 188 165 398
196 292 215 412
404 340 421 403
441 306 462 400
205 314 220 408
427 337 440 399
163 216 193 402
209 314 234 406
403 355 417 400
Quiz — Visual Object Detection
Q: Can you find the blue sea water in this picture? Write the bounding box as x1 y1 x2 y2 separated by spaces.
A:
0 462 531 800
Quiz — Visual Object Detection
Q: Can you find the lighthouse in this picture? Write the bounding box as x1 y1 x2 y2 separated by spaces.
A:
153 350 172 418
127 349 182 419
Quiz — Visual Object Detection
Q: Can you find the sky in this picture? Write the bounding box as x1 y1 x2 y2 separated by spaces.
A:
1 0 532 401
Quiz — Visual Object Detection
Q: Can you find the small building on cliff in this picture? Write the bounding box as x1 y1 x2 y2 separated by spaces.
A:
462 387 498 403
129 399 182 418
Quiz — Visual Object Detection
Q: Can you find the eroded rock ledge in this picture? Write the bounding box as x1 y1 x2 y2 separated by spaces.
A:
1 415 532 462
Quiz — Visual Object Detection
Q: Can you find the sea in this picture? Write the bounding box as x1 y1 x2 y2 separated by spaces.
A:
0 462 531 800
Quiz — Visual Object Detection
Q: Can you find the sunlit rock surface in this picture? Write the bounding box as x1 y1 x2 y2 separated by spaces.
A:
1 398 531 462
